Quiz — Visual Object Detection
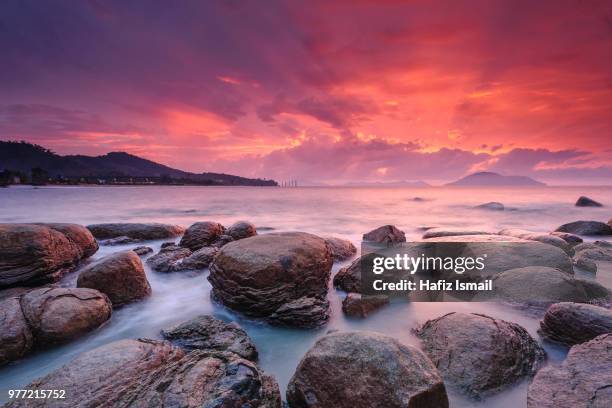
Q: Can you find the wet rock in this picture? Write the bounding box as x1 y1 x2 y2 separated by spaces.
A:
539 302 612 346
422 228 491 239
98 236 138 246
489 266 611 304
333 256 363 293
416 312 545 398
211 234 234 248
179 221 226 250
574 252 597 273
475 201 504 211
226 220 257 240
268 296 330 328
342 293 389 318
209 232 333 327
3 338 282 408
174 246 218 270
555 220 612 235
573 241 612 261
498 228 571 254
146 245 192 272
362 225 406 244
87 222 185 240
323 236 357 260
161 315 258 361
575 196 603 207
424 235 574 276
160 241 176 248
0 297 33 365
286 331 449 408
77 250 151 306
20 287 112 345
527 334 612 408
132 245 153 256
0 223 97 288
550 231 583 246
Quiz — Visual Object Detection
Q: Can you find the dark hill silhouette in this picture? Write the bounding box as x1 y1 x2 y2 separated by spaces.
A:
446 171 545 186
0 141 277 186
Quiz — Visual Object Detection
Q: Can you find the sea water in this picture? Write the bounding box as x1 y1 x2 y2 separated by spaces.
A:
1 185 611 407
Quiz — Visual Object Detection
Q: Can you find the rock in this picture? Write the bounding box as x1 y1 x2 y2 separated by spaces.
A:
424 235 574 276
490 267 611 303
498 228 572 253
98 236 138 246
77 250 151 306
555 220 612 236
575 196 603 207
132 246 153 256
323 236 357 260
573 241 612 261
209 232 333 327
162 315 258 361
226 220 257 240
415 312 545 398
574 252 598 272
550 231 583 246
539 302 612 346
333 256 363 293
174 246 218 270
268 296 330 328
160 241 176 248
475 201 504 211
362 225 406 244
527 334 612 408
4 339 282 408
179 221 226 250
422 228 491 239
146 245 192 272
37 223 99 258
286 331 448 408
87 222 185 240
211 234 234 248
342 293 389 317
0 223 97 288
0 296 33 365
20 287 112 344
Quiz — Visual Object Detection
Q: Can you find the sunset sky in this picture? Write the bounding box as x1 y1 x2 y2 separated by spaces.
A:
1 0 611 184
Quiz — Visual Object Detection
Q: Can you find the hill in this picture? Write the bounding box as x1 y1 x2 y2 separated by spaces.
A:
0 141 277 186
446 171 545 186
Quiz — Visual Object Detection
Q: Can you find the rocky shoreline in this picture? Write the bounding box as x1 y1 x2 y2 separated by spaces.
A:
1 209 611 407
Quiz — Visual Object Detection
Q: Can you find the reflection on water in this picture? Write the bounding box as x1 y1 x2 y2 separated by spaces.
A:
0 185 610 407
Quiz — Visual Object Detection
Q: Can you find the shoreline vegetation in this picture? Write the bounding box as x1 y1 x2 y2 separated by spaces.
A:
1 207 611 407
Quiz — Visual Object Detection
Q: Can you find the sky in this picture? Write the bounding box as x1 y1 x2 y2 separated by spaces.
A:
1 0 611 185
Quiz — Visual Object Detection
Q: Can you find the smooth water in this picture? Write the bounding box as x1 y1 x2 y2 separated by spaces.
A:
1 185 611 407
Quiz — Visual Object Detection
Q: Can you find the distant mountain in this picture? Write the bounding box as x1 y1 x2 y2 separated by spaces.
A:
446 172 545 186
0 141 277 186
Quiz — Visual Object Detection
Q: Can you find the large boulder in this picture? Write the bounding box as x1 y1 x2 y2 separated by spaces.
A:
422 228 491 239
489 267 611 304
209 232 333 327
415 312 545 398
226 220 257 240
0 223 97 288
573 241 612 261
0 296 33 366
498 228 571 254
179 221 226 250
527 334 612 408
555 220 612 236
4 339 281 408
161 315 258 361
20 287 112 344
575 196 603 207
342 293 389 318
333 256 363 293
77 250 151 307
539 302 612 346
286 331 448 408
87 222 185 240
323 236 357 260
362 225 406 244
424 235 574 276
